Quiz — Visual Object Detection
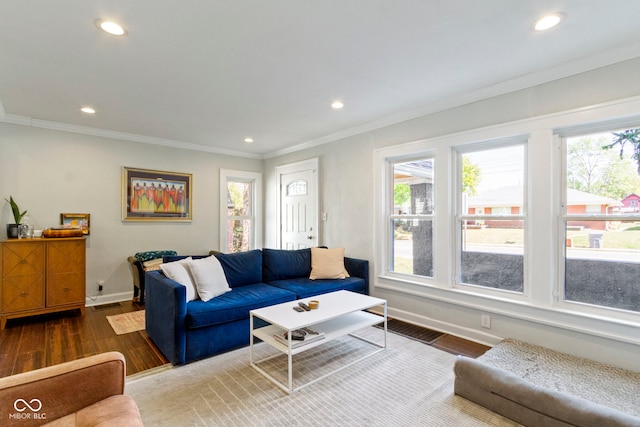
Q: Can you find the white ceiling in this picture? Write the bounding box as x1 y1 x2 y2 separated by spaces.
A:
1 1 639 158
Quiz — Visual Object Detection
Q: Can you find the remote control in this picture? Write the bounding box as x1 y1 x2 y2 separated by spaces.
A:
298 302 311 311
293 306 304 312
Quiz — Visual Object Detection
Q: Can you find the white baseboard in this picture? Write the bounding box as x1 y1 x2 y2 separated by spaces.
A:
369 306 502 347
85 291 134 307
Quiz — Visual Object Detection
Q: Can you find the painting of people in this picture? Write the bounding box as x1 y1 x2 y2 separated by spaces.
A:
122 167 192 221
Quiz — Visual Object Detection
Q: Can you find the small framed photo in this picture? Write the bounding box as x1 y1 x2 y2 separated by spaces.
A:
122 167 192 221
60 213 91 235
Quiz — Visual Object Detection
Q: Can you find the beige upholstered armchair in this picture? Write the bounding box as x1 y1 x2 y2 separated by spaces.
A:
0 352 143 426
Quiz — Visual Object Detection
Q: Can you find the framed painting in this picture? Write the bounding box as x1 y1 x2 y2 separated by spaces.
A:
122 167 192 221
60 213 91 235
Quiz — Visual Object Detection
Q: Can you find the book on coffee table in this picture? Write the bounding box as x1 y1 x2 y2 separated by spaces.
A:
273 327 325 348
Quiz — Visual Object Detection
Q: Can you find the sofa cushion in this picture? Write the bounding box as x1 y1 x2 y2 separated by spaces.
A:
214 250 263 288
310 247 350 279
186 283 296 329
160 257 198 301
185 256 231 302
267 276 366 299
262 248 311 281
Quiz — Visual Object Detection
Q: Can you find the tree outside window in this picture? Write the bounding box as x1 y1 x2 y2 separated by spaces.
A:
564 128 640 313
227 181 252 253
220 169 262 254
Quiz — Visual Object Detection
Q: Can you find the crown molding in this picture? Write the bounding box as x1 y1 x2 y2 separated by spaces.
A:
264 46 640 159
0 113 264 160
1 45 638 161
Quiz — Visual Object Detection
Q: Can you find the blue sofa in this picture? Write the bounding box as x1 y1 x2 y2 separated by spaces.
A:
145 248 369 365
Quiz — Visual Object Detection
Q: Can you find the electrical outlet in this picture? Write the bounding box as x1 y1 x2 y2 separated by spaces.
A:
97 280 104 292
481 314 491 329
98 284 103 292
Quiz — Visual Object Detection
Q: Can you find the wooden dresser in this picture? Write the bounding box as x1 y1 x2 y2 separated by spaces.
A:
0 237 86 329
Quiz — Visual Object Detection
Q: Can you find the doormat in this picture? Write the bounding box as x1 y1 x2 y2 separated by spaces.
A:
106 310 145 335
375 318 445 345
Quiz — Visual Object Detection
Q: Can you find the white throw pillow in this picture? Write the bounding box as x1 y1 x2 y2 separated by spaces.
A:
185 256 231 302
160 257 198 301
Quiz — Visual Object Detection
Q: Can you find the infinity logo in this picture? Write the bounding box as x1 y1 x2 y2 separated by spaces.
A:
14 399 42 412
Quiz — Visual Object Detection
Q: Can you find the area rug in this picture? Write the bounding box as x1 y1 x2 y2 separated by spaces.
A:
477 338 640 417
126 327 518 426
106 310 145 335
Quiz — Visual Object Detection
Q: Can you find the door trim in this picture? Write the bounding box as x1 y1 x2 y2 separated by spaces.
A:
275 158 319 249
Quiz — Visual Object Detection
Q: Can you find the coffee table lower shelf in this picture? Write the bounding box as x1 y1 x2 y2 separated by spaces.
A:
250 310 386 394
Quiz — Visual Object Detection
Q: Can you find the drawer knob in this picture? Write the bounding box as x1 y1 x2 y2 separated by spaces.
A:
19 259 27 264
19 292 28 297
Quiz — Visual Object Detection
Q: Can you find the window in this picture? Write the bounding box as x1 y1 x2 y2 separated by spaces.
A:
374 99 640 346
286 180 307 196
220 170 262 253
562 128 640 313
388 157 435 278
456 141 526 293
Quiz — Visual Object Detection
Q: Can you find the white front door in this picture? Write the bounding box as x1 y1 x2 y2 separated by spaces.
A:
277 158 318 249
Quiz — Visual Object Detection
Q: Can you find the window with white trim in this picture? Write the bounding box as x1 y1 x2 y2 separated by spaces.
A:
220 169 262 253
374 101 640 340
456 141 527 293
561 127 640 313
387 156 435 278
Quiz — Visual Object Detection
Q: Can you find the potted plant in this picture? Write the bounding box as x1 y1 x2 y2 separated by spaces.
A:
5 196 27 238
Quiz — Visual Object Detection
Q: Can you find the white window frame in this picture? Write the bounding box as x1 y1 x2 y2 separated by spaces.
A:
453 138 529 299
557 122 640 322
374 96 640 345
388 154 436 279
219 169 263 252
376 146 439 286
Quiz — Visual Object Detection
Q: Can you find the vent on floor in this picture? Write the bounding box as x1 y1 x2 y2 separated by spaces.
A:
375 318 445 345
92 302 122 311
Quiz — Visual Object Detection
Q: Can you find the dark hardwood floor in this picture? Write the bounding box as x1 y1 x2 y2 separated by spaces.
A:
432 334 491 358
0 301 490 378
0 301 168 377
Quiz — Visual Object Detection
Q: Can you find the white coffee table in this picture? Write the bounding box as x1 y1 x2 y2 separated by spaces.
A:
250 290 387 394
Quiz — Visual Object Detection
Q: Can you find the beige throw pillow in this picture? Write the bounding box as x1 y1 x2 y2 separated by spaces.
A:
309 247 350 280
143 258 164 272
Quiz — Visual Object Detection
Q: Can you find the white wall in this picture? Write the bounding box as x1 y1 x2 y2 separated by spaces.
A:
0 123 262 304
264 57 640 370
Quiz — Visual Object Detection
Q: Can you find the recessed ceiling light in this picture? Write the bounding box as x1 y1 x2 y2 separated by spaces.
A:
331 101 344 109
95 19 128 36
534 13 564 31
244 137 254 143
80 107 96 114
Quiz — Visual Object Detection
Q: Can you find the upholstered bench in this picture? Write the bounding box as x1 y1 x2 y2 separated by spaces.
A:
127 250 177 303
454 355 640 427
